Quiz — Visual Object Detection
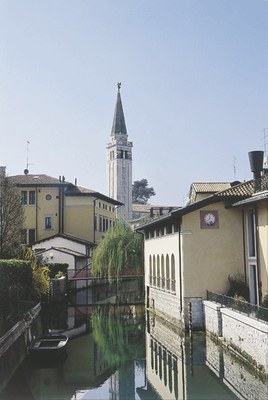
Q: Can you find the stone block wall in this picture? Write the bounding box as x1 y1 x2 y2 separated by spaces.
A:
221 308 268 373
149 287 183 328
148 287 205 330
203 300 222 336
206 336 268 400
204 300 268 375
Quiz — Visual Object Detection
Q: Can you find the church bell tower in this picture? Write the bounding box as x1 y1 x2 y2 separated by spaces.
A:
107 83 133 221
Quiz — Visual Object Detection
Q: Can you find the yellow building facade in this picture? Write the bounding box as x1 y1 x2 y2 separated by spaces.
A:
9 174 122 245
136 176 268 330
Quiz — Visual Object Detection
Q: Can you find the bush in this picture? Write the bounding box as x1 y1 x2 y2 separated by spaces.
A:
227 274 249 301
20 247 50 301
261 294 268 308
46 263 69 278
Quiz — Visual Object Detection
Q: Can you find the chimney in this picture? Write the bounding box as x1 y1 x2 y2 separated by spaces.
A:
248 151 264 180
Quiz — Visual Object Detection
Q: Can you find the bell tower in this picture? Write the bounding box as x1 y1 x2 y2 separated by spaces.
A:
107 83 133 221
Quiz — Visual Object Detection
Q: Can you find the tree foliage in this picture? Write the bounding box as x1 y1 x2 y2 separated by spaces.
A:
132 178 155 204
92 219 143 280
20 247 50 300
0 177 24 258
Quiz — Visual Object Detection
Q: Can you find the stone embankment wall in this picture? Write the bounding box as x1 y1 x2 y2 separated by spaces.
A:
0 303 42 392
206 335 267 400
204 300 268 375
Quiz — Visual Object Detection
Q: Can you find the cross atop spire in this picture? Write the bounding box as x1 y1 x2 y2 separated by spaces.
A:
117 82 121 91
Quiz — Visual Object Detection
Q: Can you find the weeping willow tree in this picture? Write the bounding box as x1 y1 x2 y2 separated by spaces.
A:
92 219 143 280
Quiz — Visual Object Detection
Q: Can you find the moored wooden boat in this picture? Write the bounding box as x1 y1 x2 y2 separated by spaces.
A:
29 334 68 361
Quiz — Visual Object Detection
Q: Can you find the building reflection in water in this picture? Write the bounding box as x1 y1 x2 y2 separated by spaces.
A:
2 290 267 400
141 312 267 400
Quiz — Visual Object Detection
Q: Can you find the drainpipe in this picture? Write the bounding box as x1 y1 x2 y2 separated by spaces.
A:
241 209 247 285
93 199 96 243
35 188 38 241
254 208 262 305
178 217 183 313
58 183 64 234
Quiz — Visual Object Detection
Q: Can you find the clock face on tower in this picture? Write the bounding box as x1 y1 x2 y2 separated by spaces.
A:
200 210 219 229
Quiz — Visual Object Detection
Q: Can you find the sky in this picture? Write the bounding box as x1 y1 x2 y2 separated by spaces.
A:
0 0 267 205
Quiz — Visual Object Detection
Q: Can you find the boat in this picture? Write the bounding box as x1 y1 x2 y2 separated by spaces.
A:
29 334 68 362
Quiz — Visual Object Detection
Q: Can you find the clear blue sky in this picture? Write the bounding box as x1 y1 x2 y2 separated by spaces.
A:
0 0 267 205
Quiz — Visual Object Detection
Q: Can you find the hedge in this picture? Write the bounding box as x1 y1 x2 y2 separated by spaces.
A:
0 260 33 314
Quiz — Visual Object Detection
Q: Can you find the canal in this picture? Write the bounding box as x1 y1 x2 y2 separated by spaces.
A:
0 283 267 400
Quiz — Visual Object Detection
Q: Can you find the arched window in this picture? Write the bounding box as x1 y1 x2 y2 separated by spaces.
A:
161 255 165 289
157 255 160 287
166 255 170 291
171 254 176 293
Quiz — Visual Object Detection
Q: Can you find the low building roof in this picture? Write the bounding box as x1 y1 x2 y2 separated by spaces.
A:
135 180 254 231
65 185 123 205
9 174 70 187
33 233 95 247
9 174 123 206
190 182 232 193
37 246 88 258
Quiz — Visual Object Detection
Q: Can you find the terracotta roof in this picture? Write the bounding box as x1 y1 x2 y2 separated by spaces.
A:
8 174 70 186
65 185 123 205
216 180 254 198
190 182 232 193
76 186 96 193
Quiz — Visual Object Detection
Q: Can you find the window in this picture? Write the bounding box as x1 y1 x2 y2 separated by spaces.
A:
45 215 52 229
21 191 27 205
171 254 176 293
29 229 36 244
29 191 36 205
247 209 256 257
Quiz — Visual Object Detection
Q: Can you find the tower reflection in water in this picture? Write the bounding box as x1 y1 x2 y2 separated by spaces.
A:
142 312 267 400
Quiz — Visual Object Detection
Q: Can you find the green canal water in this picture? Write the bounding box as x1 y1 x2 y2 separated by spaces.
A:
0 293 267 399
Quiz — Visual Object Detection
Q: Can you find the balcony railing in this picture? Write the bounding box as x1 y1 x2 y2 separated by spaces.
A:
207 291 268 323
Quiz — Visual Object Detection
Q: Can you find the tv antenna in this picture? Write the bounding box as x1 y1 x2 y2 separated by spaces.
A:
262 128 268 156
24 140 32 175
261 128 268 168
233 156 237 180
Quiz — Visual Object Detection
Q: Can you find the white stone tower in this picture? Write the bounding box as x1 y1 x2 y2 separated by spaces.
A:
107 83 133 221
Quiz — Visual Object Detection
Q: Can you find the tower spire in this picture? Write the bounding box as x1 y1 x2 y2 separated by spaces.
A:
111 83 127 136
107 84 133 221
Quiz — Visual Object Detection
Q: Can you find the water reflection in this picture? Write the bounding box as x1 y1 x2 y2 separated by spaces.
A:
144 313 267 400
0 288 267 400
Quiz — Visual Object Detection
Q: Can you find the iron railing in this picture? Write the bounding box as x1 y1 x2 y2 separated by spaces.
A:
207 291 268 323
